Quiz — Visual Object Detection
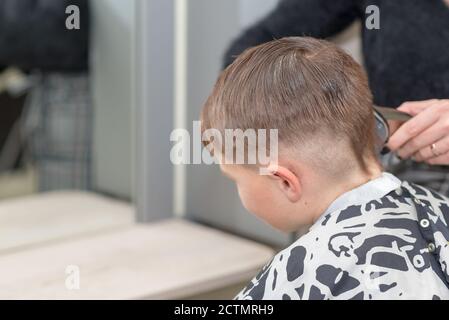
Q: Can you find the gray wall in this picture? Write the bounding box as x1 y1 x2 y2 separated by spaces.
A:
184 0 289 246
91 0 136 199
135 0 175 222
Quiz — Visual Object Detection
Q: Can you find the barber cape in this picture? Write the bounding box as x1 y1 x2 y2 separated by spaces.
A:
235 173 449 300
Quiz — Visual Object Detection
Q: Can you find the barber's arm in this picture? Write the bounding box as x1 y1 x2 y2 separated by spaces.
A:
387 99 449 165
224 0 359 67
0 0 89 72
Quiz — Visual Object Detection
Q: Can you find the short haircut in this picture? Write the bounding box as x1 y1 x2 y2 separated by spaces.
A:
201 37 379 176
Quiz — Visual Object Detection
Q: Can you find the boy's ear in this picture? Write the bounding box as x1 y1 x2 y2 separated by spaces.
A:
270 165 302 203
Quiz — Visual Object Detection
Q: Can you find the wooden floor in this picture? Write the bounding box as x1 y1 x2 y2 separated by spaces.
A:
0 192 274 300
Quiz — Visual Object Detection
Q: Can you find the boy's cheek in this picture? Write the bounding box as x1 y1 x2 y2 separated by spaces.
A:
238 186 274 220
237 186 262 215
237 187 253 211
239 192 296 233
238 187 299 232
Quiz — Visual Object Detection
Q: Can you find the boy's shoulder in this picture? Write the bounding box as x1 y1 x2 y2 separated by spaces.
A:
235 181 449 300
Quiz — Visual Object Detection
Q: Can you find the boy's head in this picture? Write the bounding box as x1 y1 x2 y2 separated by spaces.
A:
201 37 382 232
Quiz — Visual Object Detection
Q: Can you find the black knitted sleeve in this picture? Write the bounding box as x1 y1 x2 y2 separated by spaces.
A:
0 0 89 72
223 0 360 67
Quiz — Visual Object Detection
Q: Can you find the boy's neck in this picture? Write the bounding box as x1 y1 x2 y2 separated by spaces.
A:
310 161 383 224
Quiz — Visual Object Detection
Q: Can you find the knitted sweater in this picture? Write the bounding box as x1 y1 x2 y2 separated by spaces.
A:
0 0 89 72
224 0 449 108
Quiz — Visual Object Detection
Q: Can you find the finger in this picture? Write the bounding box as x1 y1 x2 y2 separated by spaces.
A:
397 99 441 116
396 119 447 159
427 151 449 166
387 105 440 151
413 145 434 162
387 119 403 136
413 149 427 162
414 135 449 162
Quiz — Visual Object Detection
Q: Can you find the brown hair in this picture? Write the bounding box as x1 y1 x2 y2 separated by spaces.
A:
201 37 379 176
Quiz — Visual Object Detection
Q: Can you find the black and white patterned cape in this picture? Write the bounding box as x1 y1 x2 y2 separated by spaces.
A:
235 173 449 300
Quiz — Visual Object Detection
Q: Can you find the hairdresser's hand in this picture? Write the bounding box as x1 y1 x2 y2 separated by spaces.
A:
387 99 449 165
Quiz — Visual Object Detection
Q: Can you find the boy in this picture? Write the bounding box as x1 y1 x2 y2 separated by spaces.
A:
200 37 449 300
